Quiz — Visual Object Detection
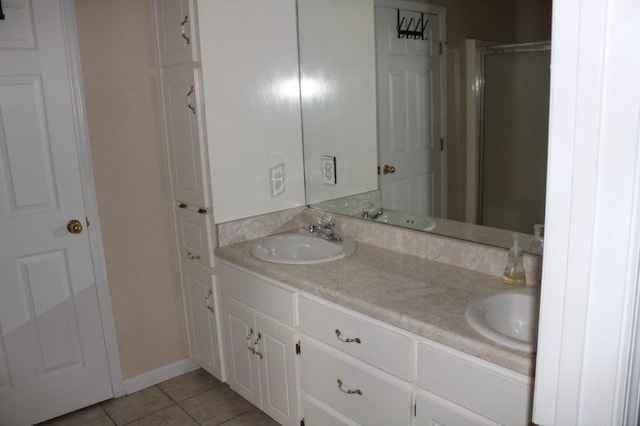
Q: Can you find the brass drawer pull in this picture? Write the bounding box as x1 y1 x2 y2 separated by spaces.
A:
246 328 255 352
180 15 191 45
337 378 363 395
253 332 263 359
204 289 214 313
186 252 201 260
335 329 361 344
186 85 196 114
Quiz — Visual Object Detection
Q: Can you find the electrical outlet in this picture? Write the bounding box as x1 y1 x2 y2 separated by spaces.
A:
322 155 336 185
270 163 285 197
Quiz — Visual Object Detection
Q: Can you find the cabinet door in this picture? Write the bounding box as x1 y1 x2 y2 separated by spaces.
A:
155 0 199 67
415 391 498 426
255 315 300 426
162 67 210 207
220 296 262 408
182 262 223 381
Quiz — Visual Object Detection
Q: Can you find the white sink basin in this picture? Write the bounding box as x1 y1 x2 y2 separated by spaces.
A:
465 287 540 352
251 233 356 264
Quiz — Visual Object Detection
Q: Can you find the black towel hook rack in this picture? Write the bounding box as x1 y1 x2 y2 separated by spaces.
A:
396 9 428 40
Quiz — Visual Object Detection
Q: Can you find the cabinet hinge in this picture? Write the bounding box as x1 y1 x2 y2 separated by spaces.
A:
440 138 444 151
86 217 90 228
414 402 417 416
439 41 448 55
197 208 207 214
296 341 301 355
178 203 187 208
300 418 305 426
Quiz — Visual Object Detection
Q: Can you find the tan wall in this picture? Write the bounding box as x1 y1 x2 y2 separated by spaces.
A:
75 0 188 379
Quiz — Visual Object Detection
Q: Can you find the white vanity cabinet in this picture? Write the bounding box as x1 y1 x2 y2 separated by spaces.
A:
216 259 534 426
218 262 301 426
154 0 223 382
181 262 223 379
155 0 199 67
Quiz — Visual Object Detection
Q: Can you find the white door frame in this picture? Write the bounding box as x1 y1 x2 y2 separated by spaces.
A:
533 0 640 423
59 0 124 397
374 0 447 217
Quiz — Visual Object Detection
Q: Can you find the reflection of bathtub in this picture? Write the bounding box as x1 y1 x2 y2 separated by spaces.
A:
374 209 436 231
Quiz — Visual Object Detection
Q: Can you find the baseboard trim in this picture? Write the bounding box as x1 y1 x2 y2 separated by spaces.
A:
123 358 198 394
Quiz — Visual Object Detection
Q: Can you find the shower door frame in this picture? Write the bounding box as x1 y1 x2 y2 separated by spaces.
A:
465 40 551 228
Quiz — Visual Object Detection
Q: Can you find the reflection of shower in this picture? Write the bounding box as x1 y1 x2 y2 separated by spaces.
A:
466 41 550 234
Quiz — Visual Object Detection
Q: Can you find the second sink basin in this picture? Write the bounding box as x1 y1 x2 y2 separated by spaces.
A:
465 287 540 352
251 232 356 265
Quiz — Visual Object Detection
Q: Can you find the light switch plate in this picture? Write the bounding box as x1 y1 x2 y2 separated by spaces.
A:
270 163 285 197
322 155 336 185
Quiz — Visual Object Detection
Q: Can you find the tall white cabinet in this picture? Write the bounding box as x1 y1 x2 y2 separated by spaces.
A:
153 0 305 384
154 0 223 381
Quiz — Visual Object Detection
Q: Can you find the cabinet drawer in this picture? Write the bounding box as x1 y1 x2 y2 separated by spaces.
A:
415 391 498 426
300 339 412 426
417 341 532 425
175 206 215 268
302 397 357 426
218 262 295 326
299 296 413 380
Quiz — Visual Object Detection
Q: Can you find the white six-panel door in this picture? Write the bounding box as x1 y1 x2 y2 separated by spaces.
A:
375 3 444 217
0 1 113 424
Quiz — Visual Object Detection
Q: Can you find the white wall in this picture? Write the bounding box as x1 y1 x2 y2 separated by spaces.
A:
299 0 378 204
197 0 306 224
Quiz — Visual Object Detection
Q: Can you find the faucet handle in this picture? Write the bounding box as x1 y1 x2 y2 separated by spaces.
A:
318 213 334 227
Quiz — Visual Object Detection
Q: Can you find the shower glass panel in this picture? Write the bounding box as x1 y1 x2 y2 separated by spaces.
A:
479 44 550 234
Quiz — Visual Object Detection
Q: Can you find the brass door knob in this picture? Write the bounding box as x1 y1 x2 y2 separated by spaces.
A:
67 219 83 234
383 164 396 175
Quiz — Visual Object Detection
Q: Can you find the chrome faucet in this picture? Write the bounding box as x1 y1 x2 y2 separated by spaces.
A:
308 213 343 242
361 201 383 220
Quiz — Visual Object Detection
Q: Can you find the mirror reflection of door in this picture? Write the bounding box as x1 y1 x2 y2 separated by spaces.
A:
479 45 550 234
375 3 445 217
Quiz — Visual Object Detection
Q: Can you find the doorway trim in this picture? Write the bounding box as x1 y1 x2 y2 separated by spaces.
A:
60 0 124 397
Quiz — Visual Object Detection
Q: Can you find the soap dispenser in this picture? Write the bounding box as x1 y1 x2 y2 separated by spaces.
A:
530 224 544 255
502 234 526 287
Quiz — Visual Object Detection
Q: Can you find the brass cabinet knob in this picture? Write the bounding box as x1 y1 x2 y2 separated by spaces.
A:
67 219 83 234
383 164 396 175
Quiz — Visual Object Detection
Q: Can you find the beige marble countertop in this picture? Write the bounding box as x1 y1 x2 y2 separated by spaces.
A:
215 235 535 377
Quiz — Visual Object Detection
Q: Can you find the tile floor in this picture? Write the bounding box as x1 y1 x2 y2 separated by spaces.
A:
40 369 279 426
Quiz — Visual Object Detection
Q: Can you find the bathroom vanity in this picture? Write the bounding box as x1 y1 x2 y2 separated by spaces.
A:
214 237 534 426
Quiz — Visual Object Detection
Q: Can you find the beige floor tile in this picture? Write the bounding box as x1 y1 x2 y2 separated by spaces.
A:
158 368 223 402
125 405 198 426
39 404 115 426
101 386 174 425
218 406 280 426
178 386 254 426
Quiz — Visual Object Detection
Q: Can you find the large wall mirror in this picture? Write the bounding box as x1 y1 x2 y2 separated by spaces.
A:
298 0 552 253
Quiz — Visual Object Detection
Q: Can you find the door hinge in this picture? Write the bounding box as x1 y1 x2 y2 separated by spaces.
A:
439 41 448 55
414 402 417 416
300 418 305 426
440 138 444 151
296 341 301 355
